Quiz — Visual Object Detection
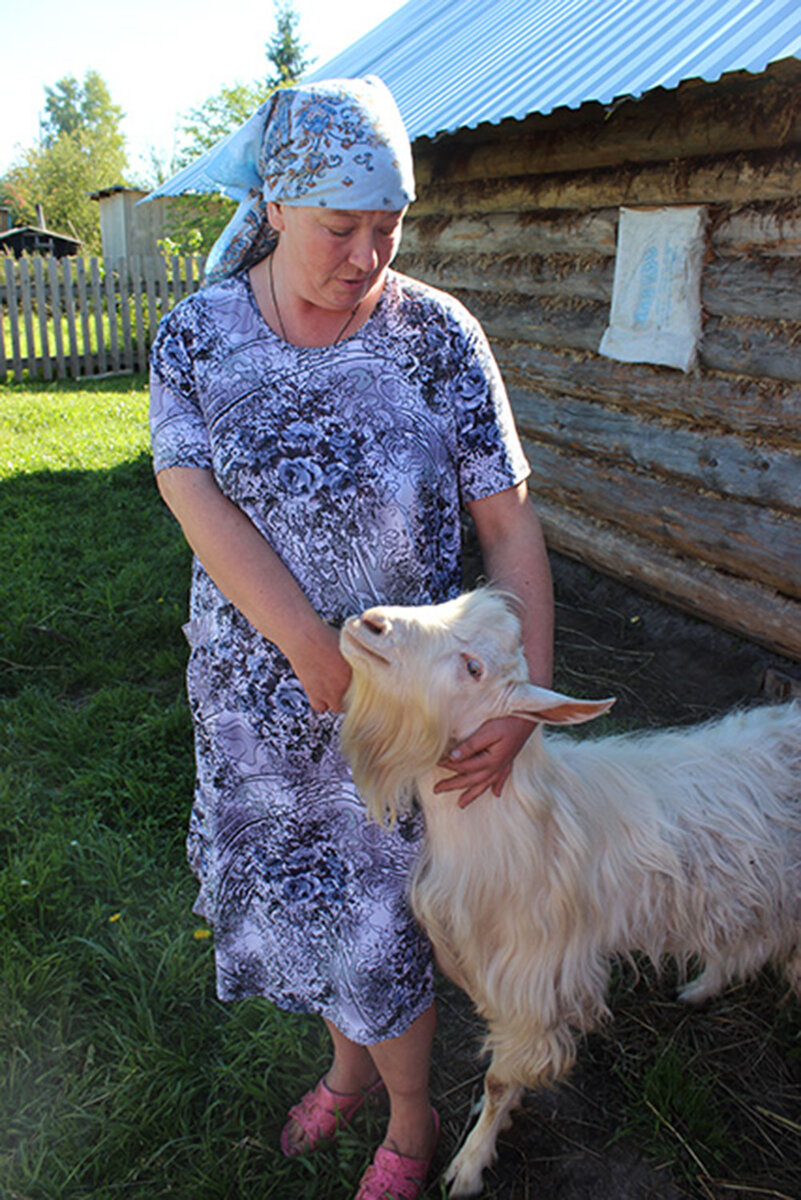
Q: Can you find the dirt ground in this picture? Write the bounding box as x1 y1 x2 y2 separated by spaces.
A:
427 545 801 1200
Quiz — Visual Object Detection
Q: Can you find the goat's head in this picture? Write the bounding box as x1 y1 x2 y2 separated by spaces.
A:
340 589 614 823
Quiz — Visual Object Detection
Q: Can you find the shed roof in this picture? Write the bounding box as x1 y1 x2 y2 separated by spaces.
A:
305 0 801 142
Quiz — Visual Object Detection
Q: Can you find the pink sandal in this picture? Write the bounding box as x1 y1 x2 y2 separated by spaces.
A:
353 1109 440 1199
280 1075 386 1158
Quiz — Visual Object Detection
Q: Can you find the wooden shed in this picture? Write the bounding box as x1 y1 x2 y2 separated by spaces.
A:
309 0 801 660
90 186 167 261
0 225 80 258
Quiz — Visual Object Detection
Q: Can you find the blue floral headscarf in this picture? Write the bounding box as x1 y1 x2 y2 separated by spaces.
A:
146 76 415 284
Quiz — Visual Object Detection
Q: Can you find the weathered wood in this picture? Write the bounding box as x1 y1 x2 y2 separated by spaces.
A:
402 210 620 257
411 149 801 216
457 291 801 383
19 259 36 376
496 341 801 442
32 257 51 382
132 258 148 374
62 259 80 379
118 261 133 373
400 250 801 321
171 256 182 305
0 253 206 381
713 206 801 257
414 67 801 185
521 436 801 598
89 258 106 375
48 256 65 380
144 256 158 360
75 258 92 376
703 256 801 320
0 279 5 382
456 289 607 351
5 258 22 381
535 496 801 661
104 267 120 373
511 389 801 513
702 314 801 383
398 251 613 302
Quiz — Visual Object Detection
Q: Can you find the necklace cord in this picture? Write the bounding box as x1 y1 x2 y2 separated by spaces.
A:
268 254 360 345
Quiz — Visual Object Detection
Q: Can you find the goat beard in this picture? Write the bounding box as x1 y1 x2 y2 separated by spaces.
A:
341 667 450 826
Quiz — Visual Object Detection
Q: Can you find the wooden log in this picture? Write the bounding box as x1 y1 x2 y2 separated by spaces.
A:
401 209 620 257
398 251 613 302
400 250 801 321
33 256 51 382
702 314 801 383
411 148 801 216
456 291 801 384
414 68 801 185
713 206 801 257
48 256 66 380
510 389 801 513
703 256 801 320
521 436 801 598
534 496 801 661
496 340 801 442
455 289 607 352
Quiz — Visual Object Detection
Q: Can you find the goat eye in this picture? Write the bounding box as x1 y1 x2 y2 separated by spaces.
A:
464 658 483 679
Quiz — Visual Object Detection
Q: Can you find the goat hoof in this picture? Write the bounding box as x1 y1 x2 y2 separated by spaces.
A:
444 1154 485 1197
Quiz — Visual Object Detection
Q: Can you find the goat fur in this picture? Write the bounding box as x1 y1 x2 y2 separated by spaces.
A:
340 589 801 1197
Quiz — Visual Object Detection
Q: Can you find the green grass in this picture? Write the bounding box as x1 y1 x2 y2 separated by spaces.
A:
2 376 797 1200
0 377 389 1199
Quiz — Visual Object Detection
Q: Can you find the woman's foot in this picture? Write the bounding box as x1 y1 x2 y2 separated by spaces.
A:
353 1109 440 1199
280 1074 386 1158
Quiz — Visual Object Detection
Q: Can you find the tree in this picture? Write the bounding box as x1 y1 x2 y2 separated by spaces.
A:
2 70 127 253
265 1 310 88
163 2 310 255
42 71 125 151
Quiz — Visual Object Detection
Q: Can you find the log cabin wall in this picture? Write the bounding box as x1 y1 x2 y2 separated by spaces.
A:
396 59 801 660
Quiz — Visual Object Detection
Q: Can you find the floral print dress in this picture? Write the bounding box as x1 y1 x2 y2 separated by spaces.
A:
149 267 529 1043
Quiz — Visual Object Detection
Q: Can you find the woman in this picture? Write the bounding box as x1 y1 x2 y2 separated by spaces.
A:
148 76 553 1199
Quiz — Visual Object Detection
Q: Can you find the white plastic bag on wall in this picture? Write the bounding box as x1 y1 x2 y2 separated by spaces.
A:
599 206 707 372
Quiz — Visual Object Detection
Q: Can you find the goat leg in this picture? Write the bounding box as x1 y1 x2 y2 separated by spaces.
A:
444 1073 524 1197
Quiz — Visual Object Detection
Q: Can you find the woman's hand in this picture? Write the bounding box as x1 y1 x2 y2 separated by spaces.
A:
286 621 353 714
433 715 536 808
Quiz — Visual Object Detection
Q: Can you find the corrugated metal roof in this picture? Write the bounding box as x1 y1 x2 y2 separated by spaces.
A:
305 0 801 141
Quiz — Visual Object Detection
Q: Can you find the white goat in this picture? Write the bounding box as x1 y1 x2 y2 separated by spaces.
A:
339 589 801 1197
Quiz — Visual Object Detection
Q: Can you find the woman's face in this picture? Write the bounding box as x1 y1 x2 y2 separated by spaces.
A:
267 203 405 313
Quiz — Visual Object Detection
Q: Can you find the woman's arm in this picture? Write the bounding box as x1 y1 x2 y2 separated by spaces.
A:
157 466 351 712
435 481 554 806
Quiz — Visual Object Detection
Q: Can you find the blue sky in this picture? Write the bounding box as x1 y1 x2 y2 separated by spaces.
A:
1 0 406 180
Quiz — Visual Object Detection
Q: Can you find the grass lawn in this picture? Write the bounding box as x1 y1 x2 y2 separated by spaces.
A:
0 376 377 1199
2 375 798 1200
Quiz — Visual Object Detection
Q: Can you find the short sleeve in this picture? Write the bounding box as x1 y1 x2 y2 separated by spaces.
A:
149 302 213 476
449 308 530 504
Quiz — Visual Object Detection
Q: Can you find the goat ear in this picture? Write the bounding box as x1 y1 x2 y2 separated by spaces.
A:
509 683 615 726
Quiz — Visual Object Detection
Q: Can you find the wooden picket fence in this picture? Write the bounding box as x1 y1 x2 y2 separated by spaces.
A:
0 254 206 383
